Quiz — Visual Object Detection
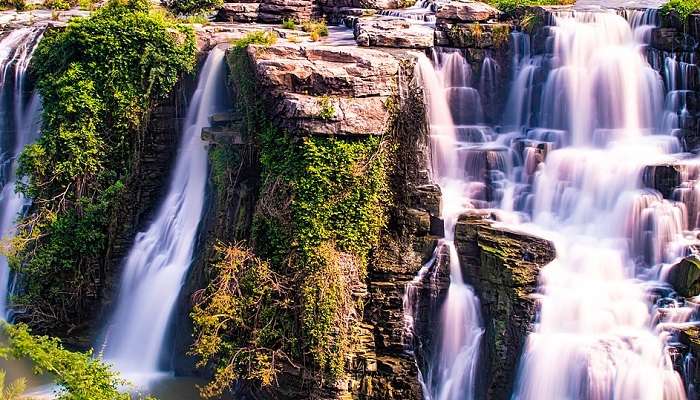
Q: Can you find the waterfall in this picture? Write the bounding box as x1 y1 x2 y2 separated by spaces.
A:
0 28 43 319
409 51 484 400
501 12 687 400
101 47 230 377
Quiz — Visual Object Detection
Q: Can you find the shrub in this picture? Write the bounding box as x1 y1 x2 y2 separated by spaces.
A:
77 0 96 10
486 0 575 15
163 0 222 15
43 0 73 10
318 95 335 120
281 18 296 29
661 0 700 22
232 30 277 51
301 19 329 37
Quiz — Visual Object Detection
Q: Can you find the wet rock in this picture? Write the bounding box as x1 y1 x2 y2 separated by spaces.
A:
257 0 320 23
454 210 556 400
667 255 700 297
435 1 500 23
643 163 683 199
651 27 697 52
354 17 435 48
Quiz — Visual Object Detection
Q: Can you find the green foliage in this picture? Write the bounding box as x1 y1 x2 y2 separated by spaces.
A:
317 95 336 120
492 24 510 47
43 0 73 10
209 145 239 189
77 0 96 11
281 18 296 29
12 0 195 331
0 369 28 400
232 30 278 52
486 0 574 15
520 10 543 33
301 19 329 37
661 0 700 22
163 0 222 15
0 323 150 400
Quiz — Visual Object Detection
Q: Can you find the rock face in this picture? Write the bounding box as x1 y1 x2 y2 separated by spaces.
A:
354 17 435 48
435 21 512 49
454 210 556 400
435 1 500 22
244 43 399 135
217 3 261 22
668 256 700 297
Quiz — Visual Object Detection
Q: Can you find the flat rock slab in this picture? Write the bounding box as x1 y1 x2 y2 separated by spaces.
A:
435 1 500 22
247 43 400 97
354 17 435 49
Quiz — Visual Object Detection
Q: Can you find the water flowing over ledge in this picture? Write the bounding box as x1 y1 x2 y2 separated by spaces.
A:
100 47 231 380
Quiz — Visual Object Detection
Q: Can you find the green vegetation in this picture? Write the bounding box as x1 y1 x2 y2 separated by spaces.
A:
189 31 390 397
10 0 196 333
520 10 543 33
77 0 96 10
661 0 700 22
43 0 74 10
492 24 511 47
301 19 329 38
317 95 336 120
232 30 278 51
0 370 28 400
486 0 575 15
281 18 296 29
163 0 222 15
0 323 149 399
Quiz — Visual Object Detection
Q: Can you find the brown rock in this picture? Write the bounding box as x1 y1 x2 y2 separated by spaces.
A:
435 1 500 22
216 2 260 22
354 17 435 49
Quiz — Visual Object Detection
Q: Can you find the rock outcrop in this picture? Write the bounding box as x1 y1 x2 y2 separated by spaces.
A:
244 43 399 135
454 210 556 400
354 17 435 48
435 1 500 22
668 256 700 297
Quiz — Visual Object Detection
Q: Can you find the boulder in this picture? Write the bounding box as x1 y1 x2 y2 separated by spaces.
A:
454 210 556 400
354 17 435 49
667 255 700 297
435 1 500 23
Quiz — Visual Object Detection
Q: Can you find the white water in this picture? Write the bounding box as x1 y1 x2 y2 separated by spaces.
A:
0 28 43 318
412 8 700 400
101 48 229 377
412 51 484 400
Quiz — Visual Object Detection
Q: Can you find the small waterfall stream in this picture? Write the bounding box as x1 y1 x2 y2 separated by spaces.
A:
0 28 43 319
101 48 230 378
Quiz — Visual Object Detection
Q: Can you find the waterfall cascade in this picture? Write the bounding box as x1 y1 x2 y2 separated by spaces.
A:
415 7 700 400
101 47 230 377
0 27 43 319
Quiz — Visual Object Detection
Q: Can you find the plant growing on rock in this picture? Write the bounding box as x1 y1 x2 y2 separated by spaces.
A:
486 0 575 15
11 0 195 335
318 95 336 120
661 0 700 22
492 24 510 47
281 18 296 29
520 10 543 34
302 19 329 37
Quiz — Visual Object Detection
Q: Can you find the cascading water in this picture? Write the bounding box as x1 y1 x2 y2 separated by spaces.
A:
412 6 700 400
408 50 485 400
101 47 230 377
0 28 43 319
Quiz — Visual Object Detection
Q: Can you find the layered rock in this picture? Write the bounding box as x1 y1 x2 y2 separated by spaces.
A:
354 17 434 48
454 210 556 400
244 42 399 135
217 2 261 22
